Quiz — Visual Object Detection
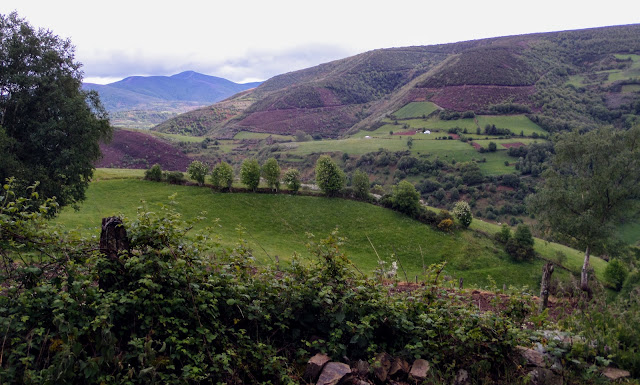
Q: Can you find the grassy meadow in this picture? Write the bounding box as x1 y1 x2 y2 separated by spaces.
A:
54 170 608 290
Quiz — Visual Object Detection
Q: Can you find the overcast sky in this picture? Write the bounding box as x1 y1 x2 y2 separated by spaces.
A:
2 1 639 84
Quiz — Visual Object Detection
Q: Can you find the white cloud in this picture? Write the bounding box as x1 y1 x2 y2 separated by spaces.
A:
2 0 640 82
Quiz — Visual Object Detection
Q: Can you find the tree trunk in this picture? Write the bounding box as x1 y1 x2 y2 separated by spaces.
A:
98 216 129 290
581 246 590 292
539 262 554 313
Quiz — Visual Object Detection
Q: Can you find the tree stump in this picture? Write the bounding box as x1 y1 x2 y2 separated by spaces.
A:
98 217 129 290
539 262 554 313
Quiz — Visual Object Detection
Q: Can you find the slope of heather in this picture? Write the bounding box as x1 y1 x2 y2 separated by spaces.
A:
96 129 192 171
160 24 640 138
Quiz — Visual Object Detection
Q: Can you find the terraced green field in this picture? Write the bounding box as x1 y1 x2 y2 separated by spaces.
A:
394 102 439 119
55 172 607 289
475 115 547 137
234 131 294 141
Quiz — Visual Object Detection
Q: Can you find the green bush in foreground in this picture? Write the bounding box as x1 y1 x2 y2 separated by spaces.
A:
1 184 538 384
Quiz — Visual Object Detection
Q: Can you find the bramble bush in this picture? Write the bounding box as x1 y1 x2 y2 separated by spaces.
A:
1 182 539 384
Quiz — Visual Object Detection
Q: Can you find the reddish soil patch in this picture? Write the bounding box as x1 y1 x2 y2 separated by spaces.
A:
97 130 192 171
497 185 515 192
237 105 360 138
420 85 537 112
501 142 526 148
392 131 418 135
448 133 460 139
470 142 483 150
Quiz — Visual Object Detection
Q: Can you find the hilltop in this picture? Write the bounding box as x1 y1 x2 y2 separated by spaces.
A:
83 71 261 128
156 24 640 138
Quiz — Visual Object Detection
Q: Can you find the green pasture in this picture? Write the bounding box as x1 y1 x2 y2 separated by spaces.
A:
394 102 439 119
54 176 586 289
468 215 607 279
475 115 547 137
284 136 521 175
234 131 294 141
622 84 640 93
143 130 205 143
566 75 585 88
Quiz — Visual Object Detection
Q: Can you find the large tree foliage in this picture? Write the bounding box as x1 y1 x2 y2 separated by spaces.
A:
261 157 281 191
315 155 345 196
0 12 111 210
240 158 261 191
391 180 421 216
528 126 640 291
210 161 234 190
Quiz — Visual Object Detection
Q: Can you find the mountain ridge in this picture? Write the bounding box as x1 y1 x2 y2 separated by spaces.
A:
155 24 640 138
82 71 262 128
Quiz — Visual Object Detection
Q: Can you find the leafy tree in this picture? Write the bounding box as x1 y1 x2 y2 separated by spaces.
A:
506 224 535 261
528 126 640 291
211 161 234 190
144 164 163 182
459 162 483 185
261 158 281 191
187 160 208 186
604 259 629 291
283 168 301 193
352 169 370 200
0 13 111 210
452 200 473 228
315 155 345 196
488 142 497 152
391 180 421 216
240 158 261 191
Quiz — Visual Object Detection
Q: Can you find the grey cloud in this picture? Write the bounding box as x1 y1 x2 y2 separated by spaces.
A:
80 45 355 83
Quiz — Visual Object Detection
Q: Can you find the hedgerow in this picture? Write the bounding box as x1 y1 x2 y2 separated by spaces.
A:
0 181 538 384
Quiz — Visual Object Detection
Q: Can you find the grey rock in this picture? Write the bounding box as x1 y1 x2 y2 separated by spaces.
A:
517 346 547 367
409 359 430 381
317 362 351 385
455 369 469 385
388 357 410 379
373 353 392 383
527 367 563 385
304 353 331 382
602 367 631 381
352 359 370 376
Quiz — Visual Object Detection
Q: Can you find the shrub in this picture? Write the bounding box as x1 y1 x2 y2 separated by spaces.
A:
351 169 370 200
144 163 163 181
391 180 421 217
211 161 234 190
283 168 301 193
495 224 511 244
452 201 473 228
164 171 185 184
187 160 209 186
240 158 261 191
604 259 629 291
315 155 345 196
438 218 454 232
505 224 535 261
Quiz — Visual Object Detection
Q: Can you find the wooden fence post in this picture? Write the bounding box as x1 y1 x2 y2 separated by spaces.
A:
539 262 554 313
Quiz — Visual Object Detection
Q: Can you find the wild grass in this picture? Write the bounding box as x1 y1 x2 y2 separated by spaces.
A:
53 177 580 289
